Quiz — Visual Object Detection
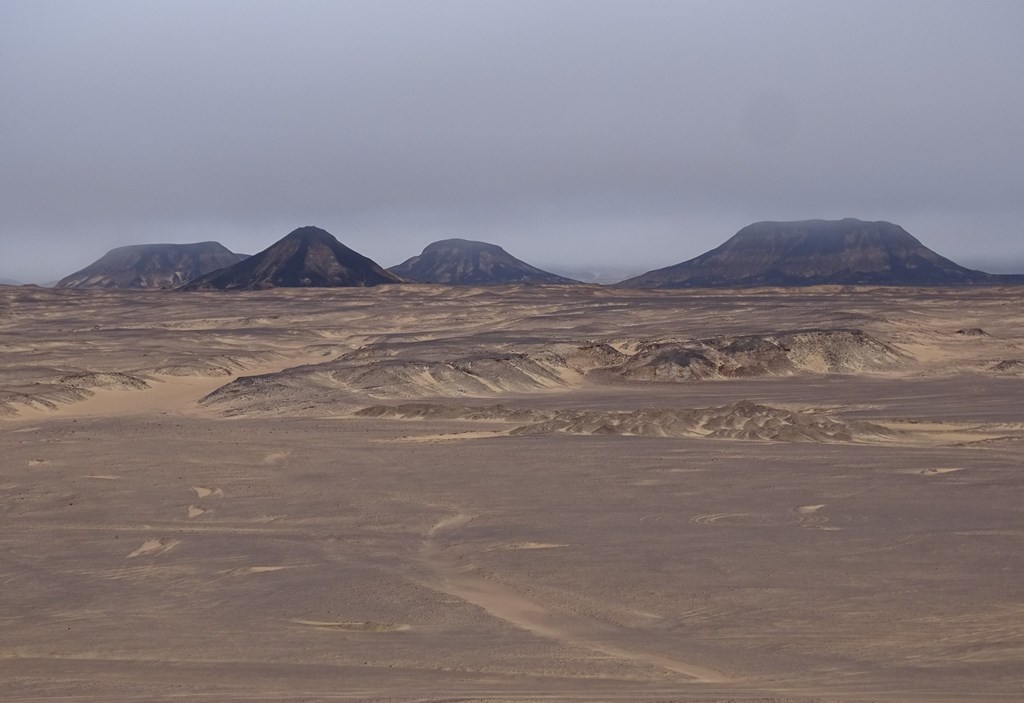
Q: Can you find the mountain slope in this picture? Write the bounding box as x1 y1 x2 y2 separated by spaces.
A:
183 226 402 290
390 239 579 285
619 219 1022 288
56 242 246 289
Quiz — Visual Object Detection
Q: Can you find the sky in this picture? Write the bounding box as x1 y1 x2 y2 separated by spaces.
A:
2 0 1023 283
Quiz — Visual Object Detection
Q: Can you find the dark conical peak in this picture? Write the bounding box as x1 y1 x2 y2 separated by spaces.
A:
182 226 402 290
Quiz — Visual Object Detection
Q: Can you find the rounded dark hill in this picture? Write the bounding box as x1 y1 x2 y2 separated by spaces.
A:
56 242 247 289
183 226 403 291
619 219 1022 288
389 238 580 285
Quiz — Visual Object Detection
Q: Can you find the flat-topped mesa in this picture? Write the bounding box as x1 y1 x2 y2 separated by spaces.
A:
56 241 247 289
182 226 403 290
619 218 1021 288
390 238 580 285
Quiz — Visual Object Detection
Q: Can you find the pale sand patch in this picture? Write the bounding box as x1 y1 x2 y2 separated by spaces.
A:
187 505 207 518
880 420 1024 445
500 542 569 550
27 459 49 466
793 505 840 530
245 566 299 573
83 474 120 480
289 619 410 632
690 512 765 526
125 538 180 559
223 565 307 576
262 451 290 464
16 376 227 420
192 486 224 498
387 430 507 443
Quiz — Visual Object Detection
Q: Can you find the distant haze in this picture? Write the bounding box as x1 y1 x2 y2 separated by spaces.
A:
2 1 1023 283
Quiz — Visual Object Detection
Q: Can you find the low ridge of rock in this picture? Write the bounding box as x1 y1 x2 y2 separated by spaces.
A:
355 400 895 444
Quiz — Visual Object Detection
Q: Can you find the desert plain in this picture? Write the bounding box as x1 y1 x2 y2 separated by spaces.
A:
1 283 1022 702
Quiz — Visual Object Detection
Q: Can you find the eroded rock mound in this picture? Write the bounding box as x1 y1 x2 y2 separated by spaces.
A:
58 372 150 391
331 354 567 396
991 360 1024 375
620 329 906 381
199 344 610 415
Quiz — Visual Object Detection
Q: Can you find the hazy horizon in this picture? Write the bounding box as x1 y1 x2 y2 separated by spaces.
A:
6 217 1024 287
2 1 1023 283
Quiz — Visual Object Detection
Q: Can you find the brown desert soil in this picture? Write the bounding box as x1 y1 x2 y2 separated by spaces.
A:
1 283 1022 701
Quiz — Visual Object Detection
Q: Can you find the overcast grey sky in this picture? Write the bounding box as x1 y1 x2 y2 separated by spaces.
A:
2 0 1022 283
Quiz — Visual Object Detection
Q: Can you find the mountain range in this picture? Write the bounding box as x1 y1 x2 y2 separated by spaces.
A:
41 219 1024 291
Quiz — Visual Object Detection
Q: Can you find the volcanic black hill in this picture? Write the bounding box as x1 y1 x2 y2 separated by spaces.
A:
619 219 1023 288
55 242 247 289
183 226 403 291
389 239 579 285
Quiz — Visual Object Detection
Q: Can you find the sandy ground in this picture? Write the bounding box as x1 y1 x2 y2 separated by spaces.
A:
1 283 1023 701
